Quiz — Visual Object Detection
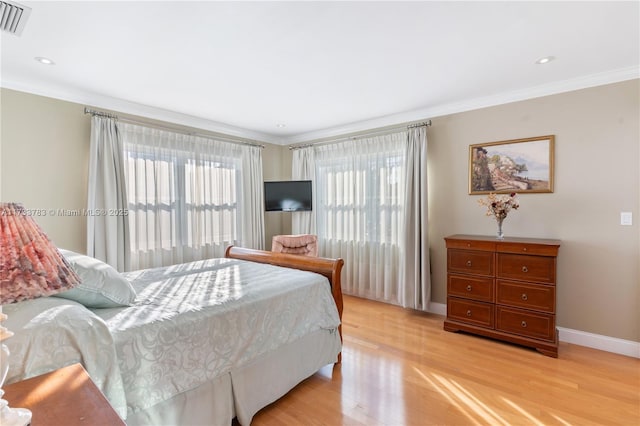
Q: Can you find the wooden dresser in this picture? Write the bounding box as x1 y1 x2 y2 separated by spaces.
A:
444 234 561 357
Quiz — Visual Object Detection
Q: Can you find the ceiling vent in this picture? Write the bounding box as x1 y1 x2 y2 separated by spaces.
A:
0 0 31 36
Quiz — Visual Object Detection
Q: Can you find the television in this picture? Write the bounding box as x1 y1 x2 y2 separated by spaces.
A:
264 180 312 212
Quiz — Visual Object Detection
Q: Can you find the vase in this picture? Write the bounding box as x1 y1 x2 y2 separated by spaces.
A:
496 217 504 240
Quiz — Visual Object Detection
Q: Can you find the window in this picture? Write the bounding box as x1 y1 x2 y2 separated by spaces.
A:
121 123 246 269
310 133 408 303
184 157 239 246
316 146 405 245
294 128 429 308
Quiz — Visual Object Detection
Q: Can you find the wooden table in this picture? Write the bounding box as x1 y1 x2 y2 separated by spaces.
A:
4 363 125 426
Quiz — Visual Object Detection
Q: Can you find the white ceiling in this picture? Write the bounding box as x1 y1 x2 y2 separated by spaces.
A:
1 1 638 145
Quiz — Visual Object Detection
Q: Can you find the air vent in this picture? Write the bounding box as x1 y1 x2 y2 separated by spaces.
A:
0 0 31 36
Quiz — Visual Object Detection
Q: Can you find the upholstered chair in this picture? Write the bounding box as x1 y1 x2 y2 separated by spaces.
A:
271 234 318 257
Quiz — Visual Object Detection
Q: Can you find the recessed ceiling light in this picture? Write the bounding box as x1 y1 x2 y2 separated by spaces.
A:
34 56 55 65
535 56 555 65
276 123 286 128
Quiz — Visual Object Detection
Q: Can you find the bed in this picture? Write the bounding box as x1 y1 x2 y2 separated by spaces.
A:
3 246 344 425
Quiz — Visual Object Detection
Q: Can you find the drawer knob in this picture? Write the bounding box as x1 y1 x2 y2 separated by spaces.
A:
466 260 472 267
466 310 472 317
521 293 528 301
523 247 528 252
466 285 472 292
467 243 471 247
521 321 527 328
522 266 529 273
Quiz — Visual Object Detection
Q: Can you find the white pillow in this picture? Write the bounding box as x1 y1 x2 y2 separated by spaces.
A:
53 249 136 308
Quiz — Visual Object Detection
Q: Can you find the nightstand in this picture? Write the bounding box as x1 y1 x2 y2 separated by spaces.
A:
4 363 125 426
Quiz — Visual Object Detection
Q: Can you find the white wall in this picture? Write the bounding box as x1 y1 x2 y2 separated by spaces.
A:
1 89 90 252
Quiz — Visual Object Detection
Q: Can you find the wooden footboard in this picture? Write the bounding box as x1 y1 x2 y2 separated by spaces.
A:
225 246 344 362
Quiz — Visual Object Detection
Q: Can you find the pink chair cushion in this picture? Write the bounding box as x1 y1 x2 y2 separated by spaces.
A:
271 234 318 257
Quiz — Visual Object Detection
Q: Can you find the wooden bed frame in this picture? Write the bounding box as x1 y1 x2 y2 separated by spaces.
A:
225 246 344 361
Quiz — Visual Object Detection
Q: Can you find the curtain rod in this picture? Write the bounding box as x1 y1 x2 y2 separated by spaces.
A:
289 120 431 150
84 107 117 119
83 107 266 149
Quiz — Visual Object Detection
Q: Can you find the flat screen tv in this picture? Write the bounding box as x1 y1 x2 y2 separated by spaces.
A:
264 180 312 212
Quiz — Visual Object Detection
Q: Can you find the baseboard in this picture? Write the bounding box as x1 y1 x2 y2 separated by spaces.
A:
427 301 447 316
557 327 640 359
431 302 639 358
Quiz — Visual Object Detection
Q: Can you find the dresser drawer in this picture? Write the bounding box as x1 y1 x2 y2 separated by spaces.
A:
447 298 494 328
496 280 555 312
496 306 555 341
448 249 494 276
497 242 559 256
448 274 494 302
445 238 496 252
496 253 555 283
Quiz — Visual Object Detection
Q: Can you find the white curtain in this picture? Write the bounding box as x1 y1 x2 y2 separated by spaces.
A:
302 128 431 309
120 122 264 270
400 126 431 310
240 145 266 249
313 132 407 304
87 116 130 271
291 148 316 234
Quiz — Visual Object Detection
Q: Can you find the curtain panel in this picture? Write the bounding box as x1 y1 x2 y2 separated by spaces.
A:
291 148 316 235
298 129 430 309
400 126 431 310
87 116 130 271
120 122 264 270
240 145 266 250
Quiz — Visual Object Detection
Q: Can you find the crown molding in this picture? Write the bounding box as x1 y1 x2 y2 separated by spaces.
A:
0 77 283 145
283 65 640 145
2 65 637 146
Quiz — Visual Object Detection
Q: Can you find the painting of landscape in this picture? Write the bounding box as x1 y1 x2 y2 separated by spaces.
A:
469 135 554 194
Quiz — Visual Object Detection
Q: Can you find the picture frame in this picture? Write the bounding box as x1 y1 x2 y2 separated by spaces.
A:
469 135 555 194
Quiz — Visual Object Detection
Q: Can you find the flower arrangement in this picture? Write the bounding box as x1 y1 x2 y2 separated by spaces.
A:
478 192 519 239
478 192 520 220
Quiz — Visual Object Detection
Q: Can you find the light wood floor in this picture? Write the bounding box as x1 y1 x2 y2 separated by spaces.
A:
253 295 640 425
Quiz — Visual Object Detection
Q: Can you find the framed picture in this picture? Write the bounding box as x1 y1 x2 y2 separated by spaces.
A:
469 135 555 194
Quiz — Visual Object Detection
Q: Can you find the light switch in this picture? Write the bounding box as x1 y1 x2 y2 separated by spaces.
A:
620 212 632 226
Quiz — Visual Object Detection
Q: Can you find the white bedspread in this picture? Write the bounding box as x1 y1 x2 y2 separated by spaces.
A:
3 297 128 418
5 258 341 422
93 258 341 416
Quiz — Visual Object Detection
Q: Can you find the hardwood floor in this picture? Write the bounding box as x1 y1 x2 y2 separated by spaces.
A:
253 295 640 425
